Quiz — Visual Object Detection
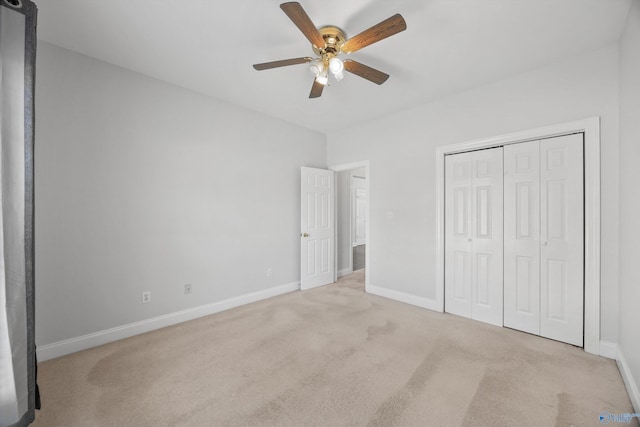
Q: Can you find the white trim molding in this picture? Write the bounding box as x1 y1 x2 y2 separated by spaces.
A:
37 281 300 361
337 268 354 278
618 347 640 413
435 117 601 355
367 284 439 311
599 341 618 359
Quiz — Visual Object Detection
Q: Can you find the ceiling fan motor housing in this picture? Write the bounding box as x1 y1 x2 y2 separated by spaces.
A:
312 26 347 57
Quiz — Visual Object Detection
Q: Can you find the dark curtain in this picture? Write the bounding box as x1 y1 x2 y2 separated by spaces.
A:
0 0 37 426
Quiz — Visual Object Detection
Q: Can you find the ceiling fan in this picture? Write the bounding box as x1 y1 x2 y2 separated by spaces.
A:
253 2 407 98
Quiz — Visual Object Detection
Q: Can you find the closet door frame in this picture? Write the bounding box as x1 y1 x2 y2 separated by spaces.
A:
435 117 601 356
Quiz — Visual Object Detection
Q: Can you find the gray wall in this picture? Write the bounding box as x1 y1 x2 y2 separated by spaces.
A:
327 45 621 343
619 0 640 409
34 42 326 346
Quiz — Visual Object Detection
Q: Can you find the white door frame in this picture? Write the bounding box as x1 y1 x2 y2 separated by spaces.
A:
435 117 601 355
329 160 370 290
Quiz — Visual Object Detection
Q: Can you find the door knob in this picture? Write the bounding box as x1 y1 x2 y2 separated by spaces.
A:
541 241 548 246
301 233 309 237
467 238 472 242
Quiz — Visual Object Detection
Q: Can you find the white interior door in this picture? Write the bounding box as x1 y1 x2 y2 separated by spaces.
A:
445 148 503 326
539 134 584 346
300 167 335 290
504 141 541 335
445 151 473 319
471 148 504 326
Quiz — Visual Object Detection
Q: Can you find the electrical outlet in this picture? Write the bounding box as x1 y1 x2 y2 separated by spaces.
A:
266 268 272 277
142 291 151 304
184 283 192 295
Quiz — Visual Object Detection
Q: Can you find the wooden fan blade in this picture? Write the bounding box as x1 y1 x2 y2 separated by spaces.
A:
253 57 313 70
280 2 326 49
341 14 406 54
343 60 389 85
309 79 324 98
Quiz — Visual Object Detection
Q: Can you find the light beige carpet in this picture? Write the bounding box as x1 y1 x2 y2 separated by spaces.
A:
34 270 636 427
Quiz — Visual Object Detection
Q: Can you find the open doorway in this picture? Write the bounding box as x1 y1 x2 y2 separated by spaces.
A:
351 172 367 272
331 161 369 289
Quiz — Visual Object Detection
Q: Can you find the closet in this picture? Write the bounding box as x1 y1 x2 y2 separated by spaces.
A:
444 133 584 347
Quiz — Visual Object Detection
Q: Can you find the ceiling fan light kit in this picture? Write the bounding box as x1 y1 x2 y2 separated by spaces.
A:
253 2 406 98
329 57 344 81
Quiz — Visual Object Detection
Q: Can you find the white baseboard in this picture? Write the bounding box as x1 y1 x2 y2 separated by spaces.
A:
366 284 439 312
37 281 300 362
617 347 640 413
337 268 353 278
599 340 618 359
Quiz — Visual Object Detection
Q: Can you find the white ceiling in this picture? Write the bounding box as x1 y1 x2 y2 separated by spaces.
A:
36 0 632 134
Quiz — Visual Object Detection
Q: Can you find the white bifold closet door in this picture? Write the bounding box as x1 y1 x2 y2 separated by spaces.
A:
445 147 504 327
504 134 584 346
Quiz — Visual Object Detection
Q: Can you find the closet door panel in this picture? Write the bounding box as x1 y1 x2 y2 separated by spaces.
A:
540 134 584 346
504 141 541 334
470 148 504 326
445 152 474 319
